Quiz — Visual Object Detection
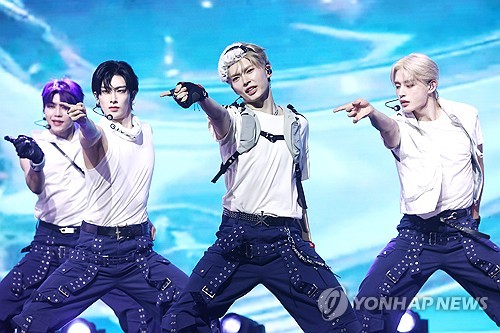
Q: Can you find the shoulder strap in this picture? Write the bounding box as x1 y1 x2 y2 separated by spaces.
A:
441 110 483 203
211 106 260 183
50 142 85 176
283 104 302 165
211 104 305 193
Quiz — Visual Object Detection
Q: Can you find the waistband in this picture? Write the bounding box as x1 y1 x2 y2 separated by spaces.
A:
223 208 298 227
403 208 489 239
38 220 80 234
398 229 462 246
404 208 469 226
81 221 149 240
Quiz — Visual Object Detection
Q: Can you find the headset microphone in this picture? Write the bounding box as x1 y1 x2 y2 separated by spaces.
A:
92 105 114 120
384 99 401 111
34 117 51 129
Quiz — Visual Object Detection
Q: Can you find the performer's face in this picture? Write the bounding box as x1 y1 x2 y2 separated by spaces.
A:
228 58 271 105
44 93 75 140
394 70 432 114
97 75 133 123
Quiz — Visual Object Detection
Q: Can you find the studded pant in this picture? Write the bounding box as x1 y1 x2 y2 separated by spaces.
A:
0 223 160 333
162 214 361 333
355 212 500 332
11 224 188 333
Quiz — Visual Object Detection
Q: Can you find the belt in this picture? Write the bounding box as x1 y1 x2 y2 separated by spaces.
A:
38 220 80 234
81 221 149 240
439 212 490 239
70 249 149 266
223 208 297 227
399 229 462 246
406 209 489 240
436 209 469 220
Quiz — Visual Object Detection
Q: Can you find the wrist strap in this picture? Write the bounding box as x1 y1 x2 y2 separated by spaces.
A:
30 156 45 172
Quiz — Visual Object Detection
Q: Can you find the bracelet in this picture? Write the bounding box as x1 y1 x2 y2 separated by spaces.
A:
30 156 45 172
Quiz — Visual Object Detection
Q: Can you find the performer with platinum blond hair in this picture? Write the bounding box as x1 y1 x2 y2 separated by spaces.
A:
161 42 361 333
334 53 500 332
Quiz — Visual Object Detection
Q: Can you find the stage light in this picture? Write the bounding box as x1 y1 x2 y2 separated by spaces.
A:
220 313 265 333
397 310 428 333
59 318 105 333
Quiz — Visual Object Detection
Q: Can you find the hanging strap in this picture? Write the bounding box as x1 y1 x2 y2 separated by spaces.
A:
50 142 85 176
211 151 241 183
295 163 307 209
211 131 284 183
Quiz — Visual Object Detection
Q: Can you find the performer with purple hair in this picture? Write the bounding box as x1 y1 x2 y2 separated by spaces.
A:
1 78 158 332
11 62 188 332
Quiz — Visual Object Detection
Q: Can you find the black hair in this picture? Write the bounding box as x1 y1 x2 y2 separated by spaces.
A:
91 60 139 101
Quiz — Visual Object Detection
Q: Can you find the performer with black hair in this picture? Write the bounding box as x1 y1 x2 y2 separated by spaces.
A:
12 62 188 332
1 78 157 333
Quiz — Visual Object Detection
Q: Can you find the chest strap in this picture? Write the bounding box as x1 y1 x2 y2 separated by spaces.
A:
211 131 307 209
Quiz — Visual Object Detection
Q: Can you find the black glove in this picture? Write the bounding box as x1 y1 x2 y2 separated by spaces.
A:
4 135 44 164
174 82 208 109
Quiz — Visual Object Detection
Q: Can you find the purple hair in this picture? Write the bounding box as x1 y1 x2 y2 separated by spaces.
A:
41 78 84 107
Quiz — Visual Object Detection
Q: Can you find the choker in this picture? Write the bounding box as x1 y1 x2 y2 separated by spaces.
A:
103 116 142 141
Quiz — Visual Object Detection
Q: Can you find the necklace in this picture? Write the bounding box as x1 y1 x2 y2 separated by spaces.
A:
245 103 279 115
273 104 279 115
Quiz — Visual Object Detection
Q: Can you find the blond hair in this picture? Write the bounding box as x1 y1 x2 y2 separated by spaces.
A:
391 53 439 98
218 42 270 83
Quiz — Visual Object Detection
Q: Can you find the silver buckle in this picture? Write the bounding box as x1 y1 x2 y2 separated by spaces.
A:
255 211 269 227
115 226 123 240
429 232 437 245
440 211 457 222
59 227 76 234
202 285 216 299
386 271 398 284
161 278 172 291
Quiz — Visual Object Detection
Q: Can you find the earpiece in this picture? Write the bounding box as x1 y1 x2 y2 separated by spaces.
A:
265 64 272 75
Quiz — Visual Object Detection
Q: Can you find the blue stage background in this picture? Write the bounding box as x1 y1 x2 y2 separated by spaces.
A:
1 1 499 332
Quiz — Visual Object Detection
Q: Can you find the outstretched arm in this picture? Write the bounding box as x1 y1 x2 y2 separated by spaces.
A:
333 98 400 149
160 82 231 140
4 135 45 194
62 101 107 168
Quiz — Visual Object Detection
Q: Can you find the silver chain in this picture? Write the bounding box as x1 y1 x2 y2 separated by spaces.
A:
284 227 331 270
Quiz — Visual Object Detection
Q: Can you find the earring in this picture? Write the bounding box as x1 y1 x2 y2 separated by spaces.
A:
265 64 272 74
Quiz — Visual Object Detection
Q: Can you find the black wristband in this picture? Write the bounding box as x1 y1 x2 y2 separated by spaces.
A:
176 82 208 109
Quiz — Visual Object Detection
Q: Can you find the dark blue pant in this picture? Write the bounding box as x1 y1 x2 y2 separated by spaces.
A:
0 223 156 333
11 222 188 333
162 215 361 333
355 211 500 332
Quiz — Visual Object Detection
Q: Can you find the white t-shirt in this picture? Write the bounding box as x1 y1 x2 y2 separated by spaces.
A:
209 106 309 219
84 116 154 227
33 126 86 227
392 98 482 217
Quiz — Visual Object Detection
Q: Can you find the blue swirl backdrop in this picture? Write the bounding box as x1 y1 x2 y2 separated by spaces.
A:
1 1 499 332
